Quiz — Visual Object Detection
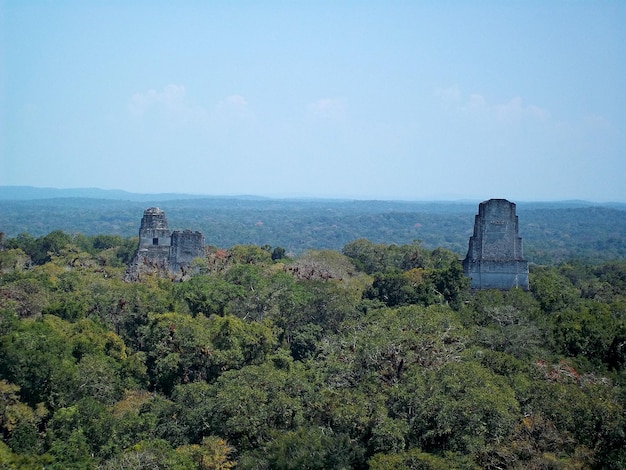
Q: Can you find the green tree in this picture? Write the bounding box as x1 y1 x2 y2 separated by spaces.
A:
0 277 50 319
271 246 287 261
0 380 46 455
553 300 615 363
427 260 469 310
462 289 547 360
174 275 243 317
393 361 520 455
369 448 477 470
0 248 30 273
5 233 37 263
176 436 236 470
266 426 365 470
342 238 388 274
525 364 625 468
140 312 277 394
32 230 73 265
46 401 112 468
98 439 193 470
229 244 272 264
174 357 312 451
0 316 77 408
530 267 580 314
367 268 415 307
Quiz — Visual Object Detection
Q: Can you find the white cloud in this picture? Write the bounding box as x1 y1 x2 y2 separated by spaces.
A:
308 98 346 120
582 114 612 130
128 84 208 124
433 85 461 106
436 85 550 124
214 94 256 122
128 86 258 129
460 93 489 118
492 96 551 123
129 84 186 115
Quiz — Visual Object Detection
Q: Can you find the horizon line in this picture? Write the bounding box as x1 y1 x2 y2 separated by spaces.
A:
0 184 624 205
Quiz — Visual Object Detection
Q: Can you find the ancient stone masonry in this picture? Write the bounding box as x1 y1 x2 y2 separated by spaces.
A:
462 199 529 290
126 207 205 280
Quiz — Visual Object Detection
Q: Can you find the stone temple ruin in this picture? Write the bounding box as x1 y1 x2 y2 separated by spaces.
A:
125 201 529 289
462 199 529 290
126 207 205 280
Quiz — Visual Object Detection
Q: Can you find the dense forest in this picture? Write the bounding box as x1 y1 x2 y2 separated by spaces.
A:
0 222 625 469
1 194 626 265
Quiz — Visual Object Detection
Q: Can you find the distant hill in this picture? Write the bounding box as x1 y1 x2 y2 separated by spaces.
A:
0 185 268 202
0 186 137 200
2 186 624 207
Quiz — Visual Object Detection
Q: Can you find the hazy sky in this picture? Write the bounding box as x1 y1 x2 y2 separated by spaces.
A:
1 1 624 201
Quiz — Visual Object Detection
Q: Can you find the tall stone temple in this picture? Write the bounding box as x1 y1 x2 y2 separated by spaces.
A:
126 207 205 280
462 199 529 290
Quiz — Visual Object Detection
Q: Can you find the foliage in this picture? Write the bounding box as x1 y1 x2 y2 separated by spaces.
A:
0 229 625 468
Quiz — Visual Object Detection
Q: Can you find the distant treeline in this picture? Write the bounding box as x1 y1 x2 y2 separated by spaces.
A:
1 198 625 264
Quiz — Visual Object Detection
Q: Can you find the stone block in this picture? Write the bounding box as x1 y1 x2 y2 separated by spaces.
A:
127 208 205 280
463 199 529 290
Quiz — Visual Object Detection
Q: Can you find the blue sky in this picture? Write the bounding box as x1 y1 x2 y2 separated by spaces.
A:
1 1 624 201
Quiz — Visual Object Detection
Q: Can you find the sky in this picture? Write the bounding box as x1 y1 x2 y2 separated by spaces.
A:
1 1 625 201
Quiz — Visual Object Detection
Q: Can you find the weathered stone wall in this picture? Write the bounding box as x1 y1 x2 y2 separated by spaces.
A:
463 199 529 290
138 207 171 247
127 207 205 280
169 229 205 272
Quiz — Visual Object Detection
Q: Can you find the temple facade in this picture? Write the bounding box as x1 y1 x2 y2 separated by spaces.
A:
462 199 529 290
126 207 205 280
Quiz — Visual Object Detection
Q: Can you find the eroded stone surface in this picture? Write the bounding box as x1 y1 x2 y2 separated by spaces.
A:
127 208 205 280
462 199 529 290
